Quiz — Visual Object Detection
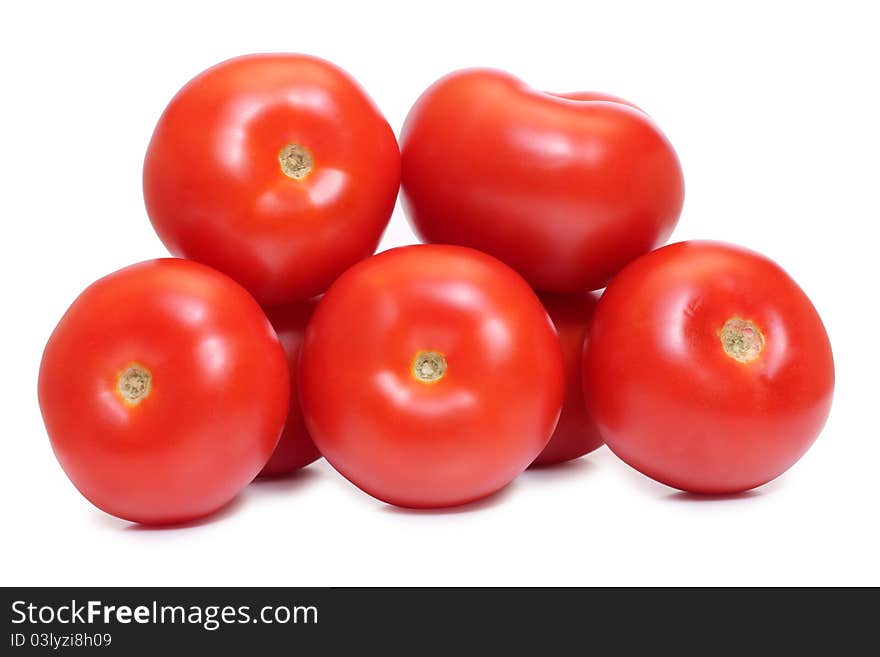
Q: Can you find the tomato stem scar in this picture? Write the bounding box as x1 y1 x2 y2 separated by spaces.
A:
411 351 447 383
117 364 152 405
278 143 314 180
720 318 764 363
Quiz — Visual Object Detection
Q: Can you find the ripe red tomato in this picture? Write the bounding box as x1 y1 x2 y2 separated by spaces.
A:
400 69 684 292
143 54 400 306
38 259 290 524
258 299 321 477
583 241 834 494
551 90 643 110
532 293 603 466
299 245 564 508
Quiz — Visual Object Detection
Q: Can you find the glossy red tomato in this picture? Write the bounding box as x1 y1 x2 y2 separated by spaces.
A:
583 241 834 494
551 90 643 110
299 245 564 508
38 259 289 524
532 293 603 466
258 299 321 477
400 69 684 292
143 54 400 305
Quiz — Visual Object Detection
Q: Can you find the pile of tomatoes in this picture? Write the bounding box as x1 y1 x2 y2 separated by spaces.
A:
38 54 834 525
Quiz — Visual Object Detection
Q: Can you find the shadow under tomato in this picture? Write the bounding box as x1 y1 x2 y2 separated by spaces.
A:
608 456 681 496
380 480 519 516
663 477 782 503
523 454 600 479
114 465 324 531
664 490 764 503
607 452 789 501
122 494 248 532
248 464 323 494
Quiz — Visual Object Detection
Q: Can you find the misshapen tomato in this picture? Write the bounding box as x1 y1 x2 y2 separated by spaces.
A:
144 54 400 305
532 293 603 466
583 241 834 494
38 259 290 524
299 245 564 508
258 300 321 477
401 69 684 292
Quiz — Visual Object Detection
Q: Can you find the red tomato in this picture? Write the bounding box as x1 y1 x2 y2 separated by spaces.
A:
400 69 684 292
583 241 834 494
299 245 564 508
550 90 643 110
532 293 603 466
258 299 321 477
143 54 400 305
38 259 290 524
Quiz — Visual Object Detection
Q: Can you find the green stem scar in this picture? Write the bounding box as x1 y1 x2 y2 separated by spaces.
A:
720 318 764 363
411 351 447 383
117 364 152 406
278 143 314 180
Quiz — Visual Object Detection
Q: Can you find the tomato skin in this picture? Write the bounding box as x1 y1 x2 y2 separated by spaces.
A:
258 300 321 477
38 259 290 524
299 245 564 508
143 54 400 306
531 293 603 466
583 241 834 494
400 69 684 292
550 90 644 111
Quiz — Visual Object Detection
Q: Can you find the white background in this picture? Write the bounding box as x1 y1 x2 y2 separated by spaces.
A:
2 1 877 586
